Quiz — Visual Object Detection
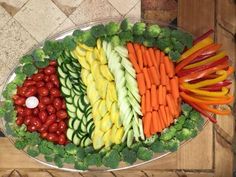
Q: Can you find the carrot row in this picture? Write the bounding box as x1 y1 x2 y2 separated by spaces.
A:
127 42 181 138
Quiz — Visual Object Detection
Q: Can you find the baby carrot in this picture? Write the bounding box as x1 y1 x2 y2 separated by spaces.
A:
166 76 171 92
143 112 152 137
134 43 141 52
141 45 148 67
147 68 155 85
141 94 146 115
160 63 167 85
127 42 136 54
128 53 141 73
149 48 158 67
163 86 167 106
137 73 146 95
146 89 152 112
154 111 161 132
168 60 175 78
158 85 163 105
160 52 165 63
165 106 173 125
160 105 168 127
136 49 144 70
158 110 165 131
155 49 161 66
166 94 177 116
152 111 159 133
163 56 172 76
151 84 158 108
143 68 151 89
150 66 160 85
145 50 153 67
170 76 179 99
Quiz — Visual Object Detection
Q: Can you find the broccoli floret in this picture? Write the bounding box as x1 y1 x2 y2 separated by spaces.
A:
54 154 63 168
44 155 53 162
171 38 185 53
62 36 76 51
143 134 158 146
65 143 77 155
137 147 153 161
14 66 23 74
133 22 146 36
91 24 106 38
175 128 192 141
133 35 145 43
111 35 120 47
0 107 5 117
33 48 46 61
74 161 88 170
27 146 40 157
38 140 54 155
84 146 95 154
119 31 134 44
25 132 41 146
174 121 183 131
34 60 49 68
184 33 193 48
171 30 193 48
85 153 102 167
22 63 37 76
14 73 26 86
190 128 198 138
15 139 27 150
143 37 155 47
102 150 120 169
73 29 84 43
159 27 171 38
43 40 63 59
131 142 142 152
165 138 180 152
20 55 33 64
183 119 196 129
120 18 133 31
169 50 181 61
2 83 17 99
151 139 166 153
105 22 120 36
156 38 171 51
76 147 85 160
81 31 96 47
181 103 192 117
64 154 75 164
146 24 161 38
121 147 137 165
112 143 126 152
189 110 201 121
53 144 65 157
196 116 205 130
160 127 176 141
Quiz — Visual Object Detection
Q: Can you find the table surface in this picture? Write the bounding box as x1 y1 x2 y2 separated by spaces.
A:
0 0 235 177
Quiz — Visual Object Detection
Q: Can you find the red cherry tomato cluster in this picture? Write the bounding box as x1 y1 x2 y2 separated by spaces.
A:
14 60 68 145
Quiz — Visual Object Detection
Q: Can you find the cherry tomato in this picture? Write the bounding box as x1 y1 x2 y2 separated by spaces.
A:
38 69 44 73
58 121 67 132
61 100 66 109
47 133 58 142
40 132 48 139
26 77 33 81
58 134 66 145
24 116 32 126
27 125 37 132
41 97 51 105
38 102 46 111
38 87 49 97
32 73 44 81
24 80 36 87
44 75 50 82
16 116 24 126
23 108 32 116
53 98 62 110
56 110 67 120
45 82 54 90
25 86 37 97
50 74 59 88
49 60 57 66
14 97 26 106
45 114 56 126
31 117 42 129
49 122 58 133
16 106 24 115
36 81 45 88
56 130 61 135
44 66 56 75
47 105 56 114
18 87 27 96
13 94 20 100
33 108 39 115
39 111 48 123
50 88 61 97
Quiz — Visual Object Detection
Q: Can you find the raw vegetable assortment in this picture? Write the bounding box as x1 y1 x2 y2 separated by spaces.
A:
0 19 234 170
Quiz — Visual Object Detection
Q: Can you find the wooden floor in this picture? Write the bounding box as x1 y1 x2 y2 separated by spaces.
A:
0 0 235 176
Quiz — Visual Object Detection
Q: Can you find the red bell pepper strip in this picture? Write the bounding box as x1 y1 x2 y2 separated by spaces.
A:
201 80 232 91
177 56 229 77
183 99 217 123
189 52 216 64
175 44 222 73
193 29 214 45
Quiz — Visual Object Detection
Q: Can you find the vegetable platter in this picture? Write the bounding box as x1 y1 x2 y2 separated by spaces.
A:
0 18 234 171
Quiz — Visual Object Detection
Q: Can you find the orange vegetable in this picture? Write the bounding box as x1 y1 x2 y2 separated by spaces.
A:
143 112 152 137
163 56 172 76
166 76 171 92
168 60 175 78
133 43 141 52
227 66 234 76
147 68 155 85
141 45 148 67
149 48 158 67
160 52 165 63
136 49 144 70
163 86 167 106
151 85 158 108
145 50 153 67
127 42 136 54
165 106 172 125
151 111 159 133
141 95 146 115
158 85 163 105
160 105 168 127
150 66 160 85
143 68 151 89
153 111 161 132
146 89 151 112
170 77 179 99
128 53 141 73
160 63 167 85
155 49 161 66
155 88 159 110
166 94 176 116
197 103 231 115
158 110 165 130
137 73 146 95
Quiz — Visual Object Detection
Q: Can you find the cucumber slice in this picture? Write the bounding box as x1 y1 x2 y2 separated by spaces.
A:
67 110 76 118
57 57 63 66
62 63 68 73
58 67 67 78
66 103 76 113
65 77 72 89
65 96 73 104
127 130 134 147
72 119 80 130
66 128 74 141
66 63 76 73
83 137 92 147
76 108 83 120
61 86 70 96
73 95 80 107
68 119 74 128
59 77 66 87
78 97 85 112
73 134 80 145
69 71 79 79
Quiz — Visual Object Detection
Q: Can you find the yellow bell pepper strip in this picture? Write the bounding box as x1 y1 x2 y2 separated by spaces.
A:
175 44 221 73
187 87 229 97
196 103 231 115
177 37 214 63
179 63 228 83
193 29 214 45
182 70 227 89
180 92 234 105
184 51 226 69
194 95 231 101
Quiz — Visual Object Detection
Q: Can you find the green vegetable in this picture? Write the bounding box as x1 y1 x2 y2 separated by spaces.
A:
131 142 142 152
119 31 134 44
133 35 145 43
102 150 120 169
45 155 54 162
84 146 95 154
171 38 185 53
27 146 40 157
143 37 155 47
165 138 180 152
65 143 77 155
85 153 102 167
189 128 198 138
53 144 65 157
143 134 158 146
13 73 26 86
0 107 5 117
189 110 201 122
151 140 166 153
181 103 192 117
62 36 76 51
112 143 126 152
160 127 176 141
120 18 133 31
73 29 84 43
171 29 193 48
159 27 171 38
76 147 85 160
43 40 63 59
137 147 153 161
33 48 46 61
133 22 146 36
14 66 23 74
183 119 196 129
168 50 181 61
146 24 161 37
64 154 75 164
111 35 120 47
22 63 37 76
38 140 54 155
91 24 106 38
121 147 137 165
156 38 171 51
15 139 27 150
54 154 63 168
81 31 96 47
74 161 88 170
3 83 17 99
105 22 120 36
20 55 33 64
34 60 49 68
175 128 192 141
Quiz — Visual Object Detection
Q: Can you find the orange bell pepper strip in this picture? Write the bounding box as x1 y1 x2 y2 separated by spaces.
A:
227 66 234 76
197 103 231 115
177 37 214 63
